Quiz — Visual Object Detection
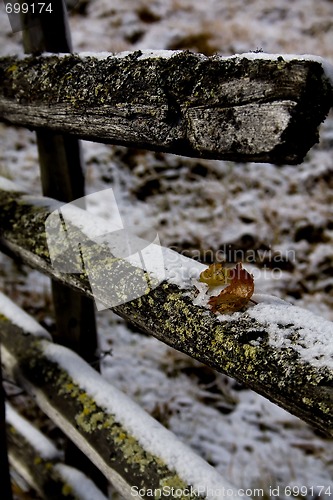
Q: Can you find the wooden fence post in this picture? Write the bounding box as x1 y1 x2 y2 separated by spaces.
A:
20 0 98 366
19 1 105 491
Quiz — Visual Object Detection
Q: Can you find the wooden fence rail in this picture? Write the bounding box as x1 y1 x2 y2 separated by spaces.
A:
0 52 332 164
0 291 242 499
0 178 332 437
6 402 108 500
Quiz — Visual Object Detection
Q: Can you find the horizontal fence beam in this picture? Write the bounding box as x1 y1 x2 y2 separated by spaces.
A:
0 292 242 499
6 403 107 500
0 179 332 436
0 51 332 164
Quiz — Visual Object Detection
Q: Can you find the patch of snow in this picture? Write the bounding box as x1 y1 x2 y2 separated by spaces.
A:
68 49 185 60
6 402 62 460
54 464 108 500
6 403 108 498
251 293 289 305
72 51 112 59
21 194 61 211
248 303 333 369
137 49 195 59
0 176 26 192
192 280 210 307
0 292 51 339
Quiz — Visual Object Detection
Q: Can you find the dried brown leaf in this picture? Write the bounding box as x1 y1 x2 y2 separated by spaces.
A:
207 262 254 314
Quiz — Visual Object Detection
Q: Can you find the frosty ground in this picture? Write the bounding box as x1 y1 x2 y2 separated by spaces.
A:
1 0 333 498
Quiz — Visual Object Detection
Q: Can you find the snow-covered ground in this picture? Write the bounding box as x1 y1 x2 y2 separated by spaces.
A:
1 0 333 498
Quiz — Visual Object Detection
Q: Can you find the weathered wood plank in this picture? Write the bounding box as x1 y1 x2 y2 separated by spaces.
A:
0 296 242 499
0 51 332 164
6 403 108 500
0 179 332 436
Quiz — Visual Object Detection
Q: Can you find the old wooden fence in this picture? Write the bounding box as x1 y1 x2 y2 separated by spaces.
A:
1 2 333 499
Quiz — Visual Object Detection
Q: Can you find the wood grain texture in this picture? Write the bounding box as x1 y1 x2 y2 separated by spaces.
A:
0 51 332 163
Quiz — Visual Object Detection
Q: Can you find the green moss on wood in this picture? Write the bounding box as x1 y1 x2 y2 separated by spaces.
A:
53 369 199 497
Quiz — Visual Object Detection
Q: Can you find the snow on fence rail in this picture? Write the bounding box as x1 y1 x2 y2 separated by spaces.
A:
0 292 243 499
0 51 333 164
5 402 108 500
0 179 332 438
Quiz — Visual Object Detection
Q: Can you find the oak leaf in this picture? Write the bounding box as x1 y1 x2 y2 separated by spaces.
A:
207 262 254 314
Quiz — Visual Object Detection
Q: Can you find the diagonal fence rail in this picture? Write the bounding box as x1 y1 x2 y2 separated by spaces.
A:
0 178 332 437
6 402 108 500
0 291 244 499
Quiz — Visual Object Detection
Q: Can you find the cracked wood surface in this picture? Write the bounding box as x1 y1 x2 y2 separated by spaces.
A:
0 51 332 164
